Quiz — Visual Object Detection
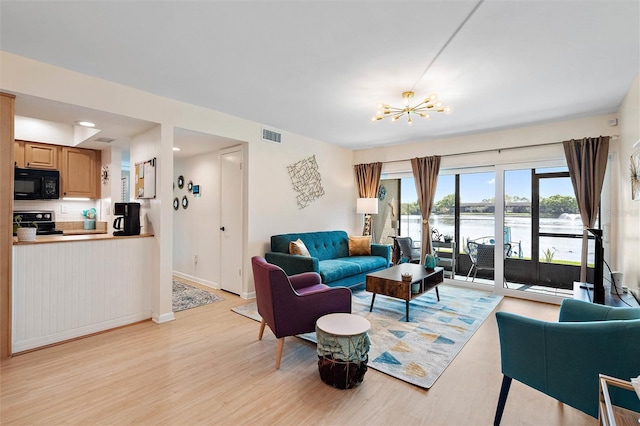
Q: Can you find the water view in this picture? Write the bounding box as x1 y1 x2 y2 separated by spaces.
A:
400 214 591 264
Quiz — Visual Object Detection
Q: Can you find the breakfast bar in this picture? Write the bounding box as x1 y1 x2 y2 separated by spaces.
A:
12 234 155 353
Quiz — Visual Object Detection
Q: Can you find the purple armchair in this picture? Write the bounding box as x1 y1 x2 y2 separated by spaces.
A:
251 256 352 369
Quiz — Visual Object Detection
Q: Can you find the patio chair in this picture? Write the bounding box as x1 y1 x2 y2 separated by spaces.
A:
395 236 421 264
466 241 511 287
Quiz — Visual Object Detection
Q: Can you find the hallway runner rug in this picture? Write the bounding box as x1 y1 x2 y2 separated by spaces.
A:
173 280 223 312
232 284 502 388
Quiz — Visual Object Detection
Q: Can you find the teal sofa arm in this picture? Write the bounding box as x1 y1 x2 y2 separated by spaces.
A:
371 243 391 265
264 252 320 276
495 308 640 420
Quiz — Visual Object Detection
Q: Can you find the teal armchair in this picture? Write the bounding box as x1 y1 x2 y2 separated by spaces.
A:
494 299 640 425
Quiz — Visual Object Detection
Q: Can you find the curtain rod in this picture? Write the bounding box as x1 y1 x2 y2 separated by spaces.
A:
382 135 618 164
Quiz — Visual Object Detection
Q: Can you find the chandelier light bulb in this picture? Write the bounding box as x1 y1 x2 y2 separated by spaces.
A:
373 91 452 125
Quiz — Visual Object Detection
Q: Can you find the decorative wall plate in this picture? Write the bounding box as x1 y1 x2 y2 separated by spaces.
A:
182 195 189 209
173 197 179 210
101 165 110 184
178 175 184 189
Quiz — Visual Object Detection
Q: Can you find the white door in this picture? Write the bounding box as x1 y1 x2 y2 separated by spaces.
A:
219 147 244 295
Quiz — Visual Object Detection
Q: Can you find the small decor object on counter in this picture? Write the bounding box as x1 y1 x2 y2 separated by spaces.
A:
82 208 97 230
16 227 37 242
13 215 38 241
401 272 413 282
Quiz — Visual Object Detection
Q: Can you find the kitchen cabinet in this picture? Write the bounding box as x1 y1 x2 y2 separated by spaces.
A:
14 141 24 167
15 140 59 169
24 141 59 169
61 147 101 198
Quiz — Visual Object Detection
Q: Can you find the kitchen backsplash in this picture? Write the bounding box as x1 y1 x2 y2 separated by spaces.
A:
13 199 101 222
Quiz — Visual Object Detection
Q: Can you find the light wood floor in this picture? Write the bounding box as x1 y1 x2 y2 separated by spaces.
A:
1 283 594 425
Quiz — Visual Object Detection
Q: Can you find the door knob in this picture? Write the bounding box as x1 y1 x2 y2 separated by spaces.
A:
220 226 225 231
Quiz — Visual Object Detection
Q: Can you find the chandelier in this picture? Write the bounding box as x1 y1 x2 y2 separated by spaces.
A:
372 91 452 124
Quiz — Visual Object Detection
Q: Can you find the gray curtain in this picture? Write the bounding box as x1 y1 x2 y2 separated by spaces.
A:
354 162 382 198
411 156 441 261
563 136 609 282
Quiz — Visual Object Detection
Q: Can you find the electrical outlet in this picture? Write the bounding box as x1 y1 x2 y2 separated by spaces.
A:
193 254 198 264
60 204 68 214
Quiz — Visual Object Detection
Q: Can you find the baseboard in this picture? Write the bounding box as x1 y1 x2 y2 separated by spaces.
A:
153 312 175 323
172 271 219 290
12 312 151 353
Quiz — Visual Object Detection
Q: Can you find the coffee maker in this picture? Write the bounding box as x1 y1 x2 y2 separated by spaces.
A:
113 202 141 236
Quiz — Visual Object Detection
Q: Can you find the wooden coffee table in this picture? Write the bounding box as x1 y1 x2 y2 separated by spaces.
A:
366 264 444 322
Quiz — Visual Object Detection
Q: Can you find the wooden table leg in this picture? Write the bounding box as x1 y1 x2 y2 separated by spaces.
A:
435 286 440 301
369 293 376 312
405 300 410 322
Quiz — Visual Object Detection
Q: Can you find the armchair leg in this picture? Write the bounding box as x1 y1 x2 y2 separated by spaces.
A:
275 337 285 369
258 319 266 340
494 375 512 426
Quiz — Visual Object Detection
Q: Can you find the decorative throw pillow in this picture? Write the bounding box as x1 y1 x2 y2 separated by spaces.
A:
348 235 371 256
289 238 310 257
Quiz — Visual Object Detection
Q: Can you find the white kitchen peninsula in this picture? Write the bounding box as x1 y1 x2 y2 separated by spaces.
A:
12 234 154 353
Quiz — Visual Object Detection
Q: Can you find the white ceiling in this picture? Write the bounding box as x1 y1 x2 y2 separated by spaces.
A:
1 0 638 151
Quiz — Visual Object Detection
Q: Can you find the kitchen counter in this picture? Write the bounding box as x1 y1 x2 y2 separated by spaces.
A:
13 233 153 245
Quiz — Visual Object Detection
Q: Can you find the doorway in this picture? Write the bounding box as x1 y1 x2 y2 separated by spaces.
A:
219 146 244 295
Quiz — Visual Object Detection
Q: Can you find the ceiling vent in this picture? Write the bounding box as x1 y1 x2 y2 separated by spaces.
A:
262 128 282 143
94 137 115 143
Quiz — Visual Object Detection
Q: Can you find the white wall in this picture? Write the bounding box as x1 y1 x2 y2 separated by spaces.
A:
173 151 221 288
616 74 640 293
247 134 358 259
1 51 357 302
129 125 174 322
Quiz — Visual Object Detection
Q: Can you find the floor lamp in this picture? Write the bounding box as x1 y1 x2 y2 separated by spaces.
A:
357 197 378 240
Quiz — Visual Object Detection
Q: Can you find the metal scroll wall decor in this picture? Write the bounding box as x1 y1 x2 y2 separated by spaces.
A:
287 155 325 209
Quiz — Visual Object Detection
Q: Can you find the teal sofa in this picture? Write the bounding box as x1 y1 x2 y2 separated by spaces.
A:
264 231 391 288
494 299 640 424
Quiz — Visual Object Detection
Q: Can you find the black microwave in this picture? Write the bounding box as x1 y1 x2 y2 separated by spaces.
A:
14 167 60 200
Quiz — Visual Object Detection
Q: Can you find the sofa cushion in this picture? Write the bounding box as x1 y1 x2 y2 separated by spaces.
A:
289 238 310 256
340 255 388 272
318 259 362 283
348 235 371 256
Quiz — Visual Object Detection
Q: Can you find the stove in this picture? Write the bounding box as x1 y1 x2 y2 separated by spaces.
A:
13 210 64 236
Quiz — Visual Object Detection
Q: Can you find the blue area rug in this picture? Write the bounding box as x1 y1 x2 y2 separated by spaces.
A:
232 284 502 388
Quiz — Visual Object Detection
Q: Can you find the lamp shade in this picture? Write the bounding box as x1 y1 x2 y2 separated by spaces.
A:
357 197 378 214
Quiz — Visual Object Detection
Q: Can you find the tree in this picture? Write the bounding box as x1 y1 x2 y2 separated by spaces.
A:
434 194 455 213
401 201 421 215
540 194 578 217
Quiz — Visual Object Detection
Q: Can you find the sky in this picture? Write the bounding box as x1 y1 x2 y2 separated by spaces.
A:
401 168 575 203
